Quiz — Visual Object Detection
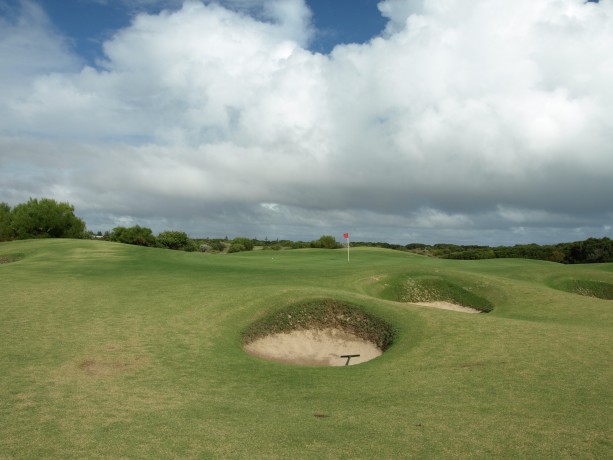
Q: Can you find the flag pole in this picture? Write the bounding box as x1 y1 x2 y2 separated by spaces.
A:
344 232 350 261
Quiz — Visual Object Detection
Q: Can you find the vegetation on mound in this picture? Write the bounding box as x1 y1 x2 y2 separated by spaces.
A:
242 299 397 351
558 279 613 300
382 276 493 312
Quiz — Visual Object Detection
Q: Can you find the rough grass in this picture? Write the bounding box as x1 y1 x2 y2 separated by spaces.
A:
0 240 611 459
379 275 494 312
0 253 23 264
557 279 613 300
241 298 397 350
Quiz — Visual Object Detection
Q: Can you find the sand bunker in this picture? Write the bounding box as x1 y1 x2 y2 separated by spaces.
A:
244 328 382 366
414 301 481 313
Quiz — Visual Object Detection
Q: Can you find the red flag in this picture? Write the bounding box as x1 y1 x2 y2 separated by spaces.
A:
343 233 349 239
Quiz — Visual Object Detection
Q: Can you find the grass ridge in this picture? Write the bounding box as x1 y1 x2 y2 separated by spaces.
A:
241 298 397 350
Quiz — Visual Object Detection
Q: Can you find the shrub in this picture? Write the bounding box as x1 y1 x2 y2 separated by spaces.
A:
232 237 254 251
208 241 226 252
312 235 340 249
109 225 156 247
156 231 196 251
228 243 245 253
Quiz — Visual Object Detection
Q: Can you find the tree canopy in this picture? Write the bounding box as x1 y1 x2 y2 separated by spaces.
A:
1 198 86 240
109 225 156 247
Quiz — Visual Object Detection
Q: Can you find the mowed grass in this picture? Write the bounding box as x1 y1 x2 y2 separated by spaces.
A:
0 239 611 458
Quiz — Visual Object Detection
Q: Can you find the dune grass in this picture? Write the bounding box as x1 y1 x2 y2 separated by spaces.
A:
0 239 611 458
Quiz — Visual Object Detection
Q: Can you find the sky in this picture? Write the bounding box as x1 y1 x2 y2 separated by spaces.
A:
0 0 612 245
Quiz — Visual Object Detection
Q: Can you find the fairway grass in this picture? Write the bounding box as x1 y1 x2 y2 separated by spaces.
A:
1 239 611 458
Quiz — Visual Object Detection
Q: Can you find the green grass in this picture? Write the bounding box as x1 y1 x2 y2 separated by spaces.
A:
1 239 612 458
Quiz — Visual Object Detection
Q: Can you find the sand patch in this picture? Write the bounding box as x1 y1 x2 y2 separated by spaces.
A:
244 328 382 366
413 301 481 314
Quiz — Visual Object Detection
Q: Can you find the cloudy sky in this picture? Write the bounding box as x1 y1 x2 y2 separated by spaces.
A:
1 0 612 245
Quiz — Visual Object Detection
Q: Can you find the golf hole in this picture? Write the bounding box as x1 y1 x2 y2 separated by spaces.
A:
242 299 396 367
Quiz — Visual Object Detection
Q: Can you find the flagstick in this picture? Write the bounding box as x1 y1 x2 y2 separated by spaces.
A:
347 236 350 262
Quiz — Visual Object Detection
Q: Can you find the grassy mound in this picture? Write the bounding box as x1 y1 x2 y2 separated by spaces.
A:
557 279 613 300
383 276 493 312
241 299 397 351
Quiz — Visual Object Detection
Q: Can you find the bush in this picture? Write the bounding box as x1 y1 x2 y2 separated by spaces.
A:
228 243 245 253
311 235 340 249
156 231 196 251
232 237 254 251
109 225 156 247
208 241 226 252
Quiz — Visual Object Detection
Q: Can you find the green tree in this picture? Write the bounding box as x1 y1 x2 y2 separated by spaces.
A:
157 231 196 251
232 237 254 251
9 198 86 239
109 225 156 247
0 202 11 241
312 235 339 249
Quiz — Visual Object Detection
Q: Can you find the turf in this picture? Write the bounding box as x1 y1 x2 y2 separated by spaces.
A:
0 239 611 458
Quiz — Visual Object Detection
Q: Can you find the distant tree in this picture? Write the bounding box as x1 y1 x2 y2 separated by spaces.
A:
109 225 156 247
232 237 254 251
312 235 339 249
157 230 196 251
0 202 11 241
208 241 226 252
9 198 86 239
548 250 566 264
564 237 613 264
227 243 245 253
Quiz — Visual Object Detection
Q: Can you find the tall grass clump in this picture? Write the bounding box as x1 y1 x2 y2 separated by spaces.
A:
241 299 397 351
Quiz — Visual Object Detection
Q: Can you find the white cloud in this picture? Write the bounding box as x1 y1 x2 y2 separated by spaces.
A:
1 0 612 244
0 0 80 103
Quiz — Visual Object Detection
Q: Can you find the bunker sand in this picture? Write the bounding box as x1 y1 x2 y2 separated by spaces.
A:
244 328 382 366
414 301 481 313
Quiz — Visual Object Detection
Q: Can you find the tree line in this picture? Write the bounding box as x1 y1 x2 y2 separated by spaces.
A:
0 198 343 254
357 239 613 264
1 198 611 263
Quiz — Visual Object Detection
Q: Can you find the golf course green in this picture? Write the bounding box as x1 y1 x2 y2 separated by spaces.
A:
1 239 611 458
